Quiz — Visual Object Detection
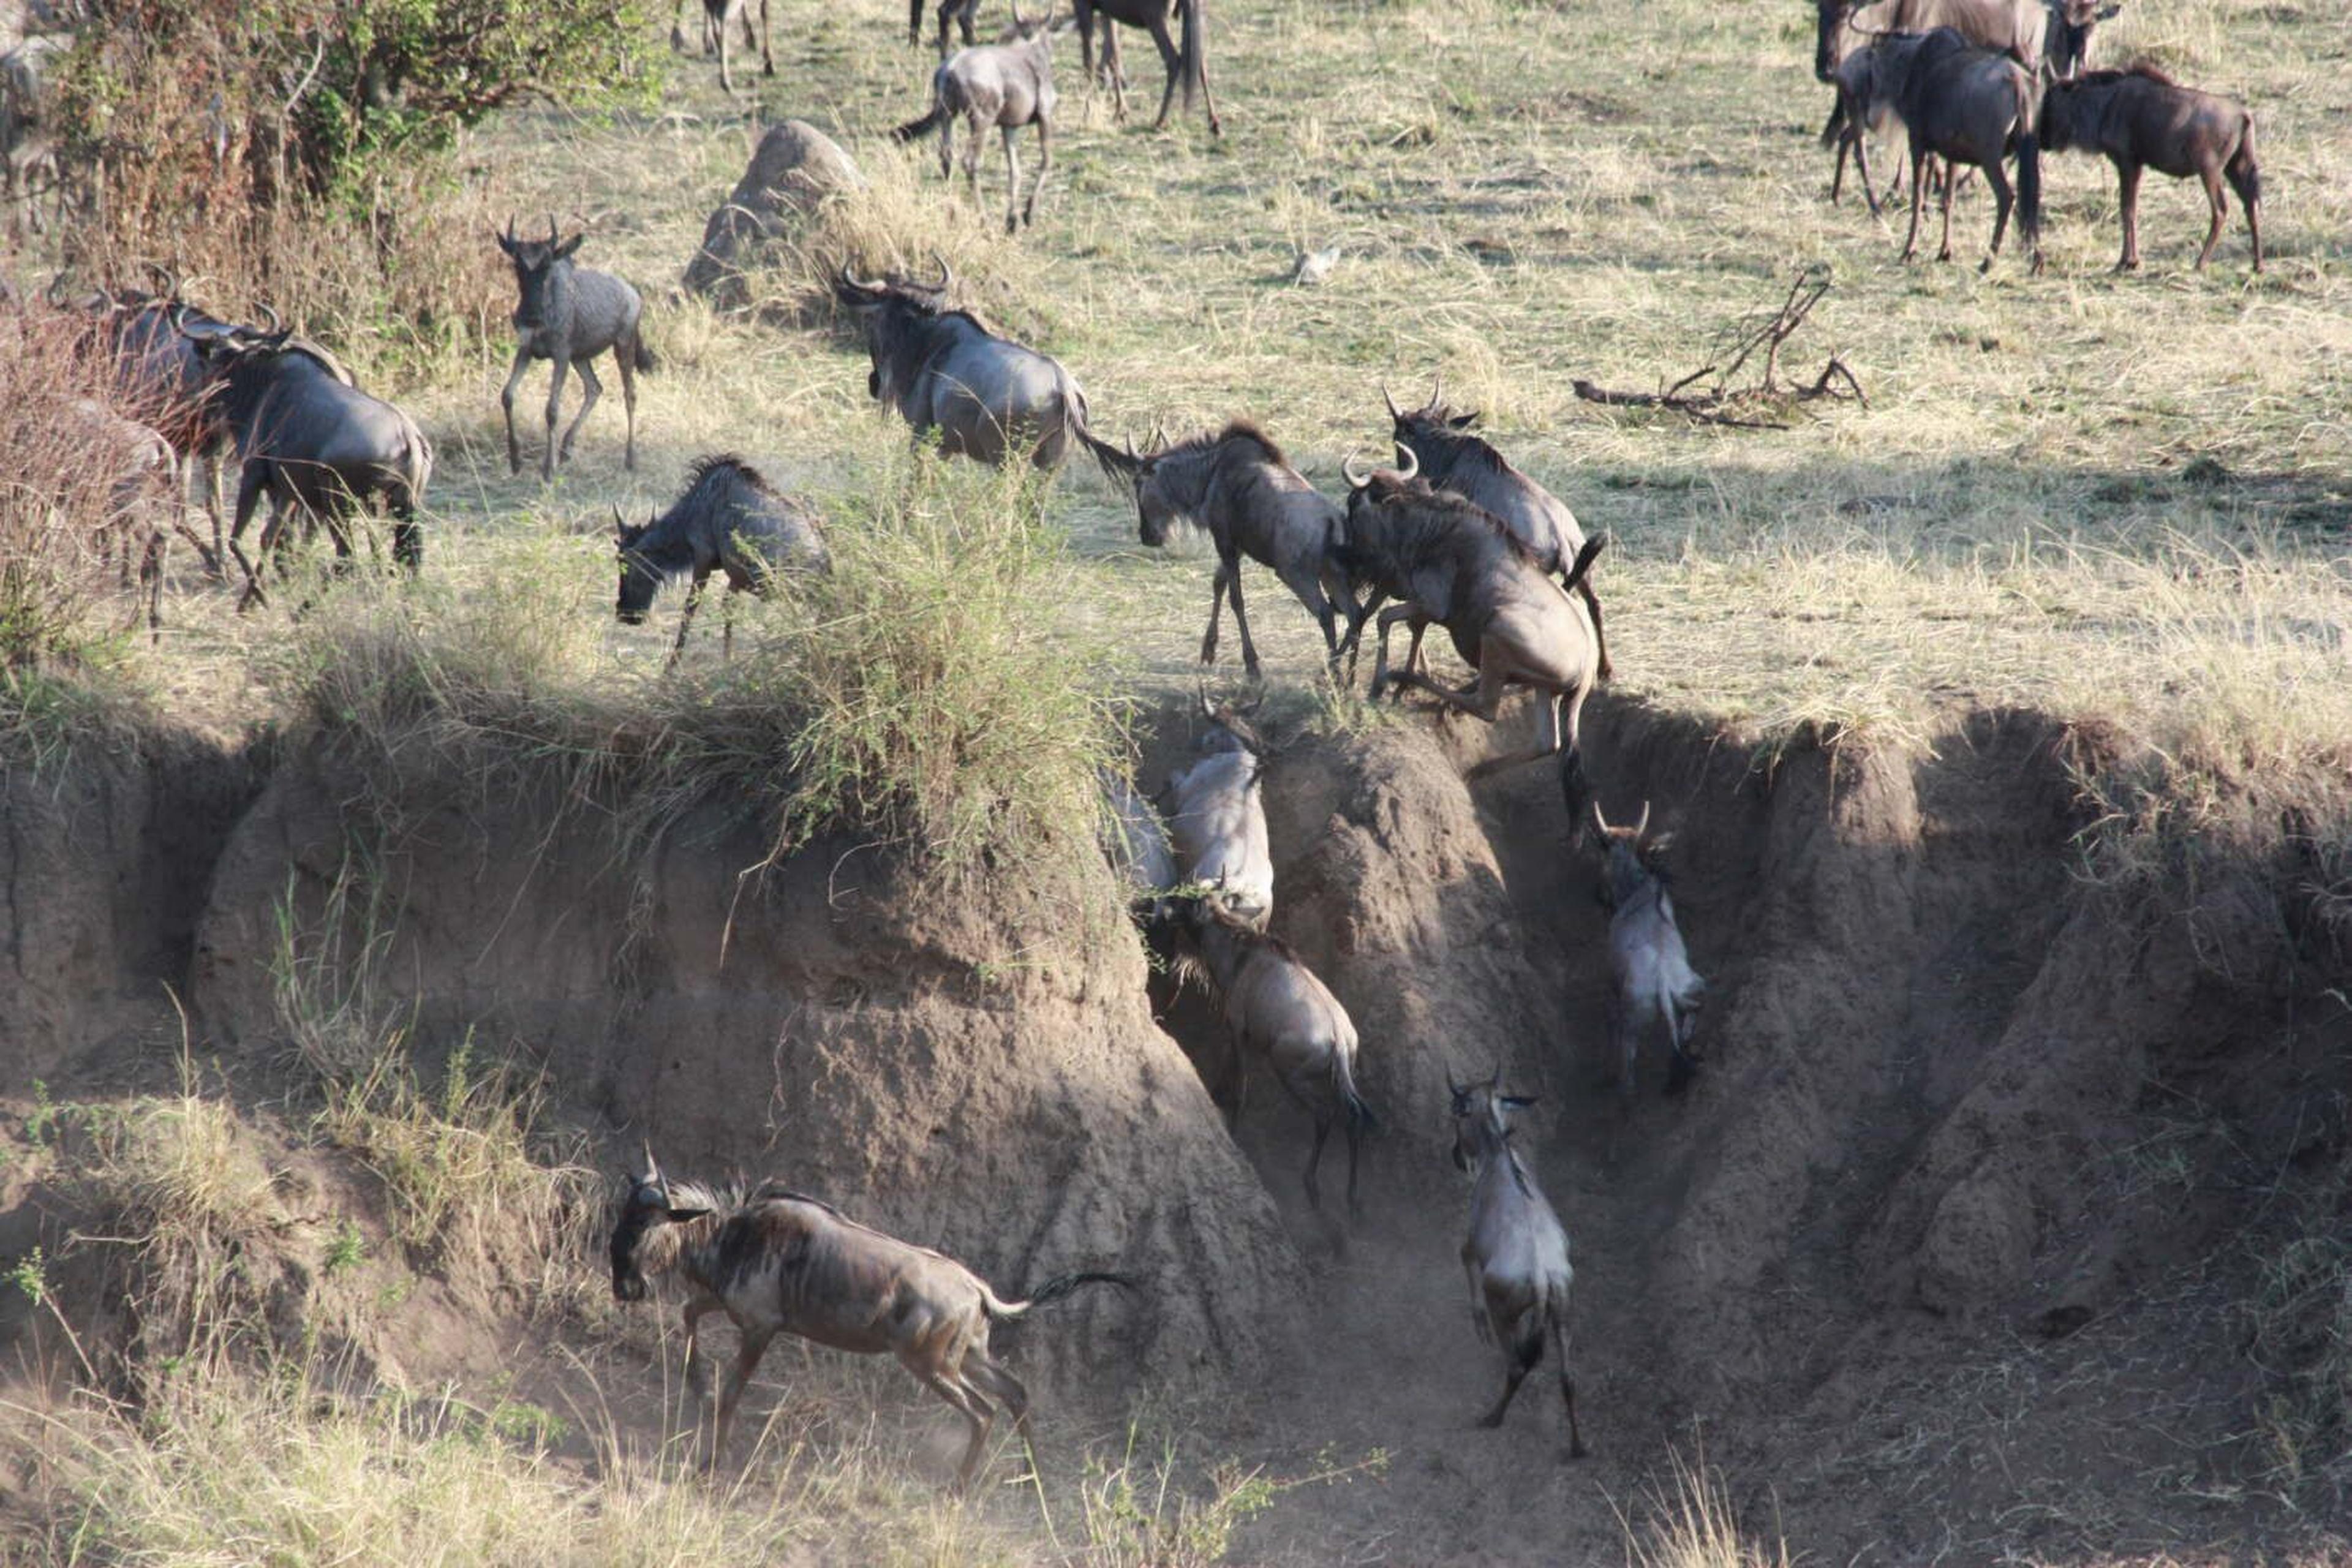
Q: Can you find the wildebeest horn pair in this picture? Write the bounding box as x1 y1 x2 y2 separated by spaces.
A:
1589 799 1651 837
1340 444 1419 488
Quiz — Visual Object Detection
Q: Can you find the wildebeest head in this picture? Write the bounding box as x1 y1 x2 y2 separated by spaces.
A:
1194 684 1265 757
1591 797 1673 911
612 508 662 626
1814 0 1856 81
1447 1071 1534 1175
1338 442 1421 529
608 1146 710 1303
832 256 955 402
495 215 584 332
1384 376 1483 470
2046 0 2119 78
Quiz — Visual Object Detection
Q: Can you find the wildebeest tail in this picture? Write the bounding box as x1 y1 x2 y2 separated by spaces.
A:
1819 92 1847 149
1561 533 1606 596
991 1271 1138 1317
2230 114 2261 207
634 335 657 374
2013 130 2042 249
1177 0 1204 108
390 407 433 572
1333 1051 1378 1135
893 99 946 142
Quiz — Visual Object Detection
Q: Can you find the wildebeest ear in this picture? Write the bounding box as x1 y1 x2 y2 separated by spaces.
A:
1501 1095 1538 1110
1448 412 1477 430
665 1205 712 1223
1646 830 1676 856
492 226 516 256
556 232 586 260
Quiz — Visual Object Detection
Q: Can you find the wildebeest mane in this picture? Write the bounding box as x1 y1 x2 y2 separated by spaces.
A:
683 451 776 497
1363 475 1550 573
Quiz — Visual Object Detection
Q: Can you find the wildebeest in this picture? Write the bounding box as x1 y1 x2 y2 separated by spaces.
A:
74 279 240 575
189 325 432 606
1087 421 1361 680
60 396 174 636
1591 799 1705 1098
1842 28 2043 271
615 454 831 665
1163 693 1273 927
1174 896 1374 1215
831 259 1092 469
1072 0 1219 134
1100 766 1177 910
671 0 772 90
2039 65 2261 273
1384 381 1610 684
892 6 1060 233
1338 450 1605 818
1447 1074 1585 1452
494 216 653 481
610 1153 1131 1488
0 33 62 237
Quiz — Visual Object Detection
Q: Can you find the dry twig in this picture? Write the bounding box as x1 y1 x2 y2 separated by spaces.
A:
1572 263 1867 429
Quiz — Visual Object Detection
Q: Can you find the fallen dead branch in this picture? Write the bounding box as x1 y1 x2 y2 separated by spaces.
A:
1572 264 1866 430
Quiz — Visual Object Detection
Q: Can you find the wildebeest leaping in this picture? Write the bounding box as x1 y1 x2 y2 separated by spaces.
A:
609 1150 1132 1488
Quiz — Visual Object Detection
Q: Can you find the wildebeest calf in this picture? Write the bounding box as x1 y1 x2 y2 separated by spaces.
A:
2039 64 2261 273
893 6 1060 233
615 454 830 665
495 216 654 480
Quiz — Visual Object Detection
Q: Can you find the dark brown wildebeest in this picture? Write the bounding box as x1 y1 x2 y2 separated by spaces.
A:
614 454 831 665
610 1153 1131 1488
1072 0 1219 134
1844 28 2043 271
1447 1072 1586 1452
832 260 1092 468
1591 799 1706 1099
1088 420 1361 680
892 5 1061 233
1384 381 1610 683
1172 895 1375 1216
1338 449 1605 820
2039 64 2261 273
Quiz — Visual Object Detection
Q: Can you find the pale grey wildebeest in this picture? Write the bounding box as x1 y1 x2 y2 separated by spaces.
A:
892 3 1061 233
1163 692 1273 928
1173 896 1375 1216
2040 65 2261 273
1841 28 2043 271
1447 1073 1586 1453
494 216 654 481
1338 449 1605 824
1087 421 1362 680
832 259 1091 469
189 325 432 608
1072 0 1219 135
1384 380 1610 684
1099 766 1177 911
668 0 773 91
1591 799 1705 1098
615 454 831 666
609 1152 1131 1489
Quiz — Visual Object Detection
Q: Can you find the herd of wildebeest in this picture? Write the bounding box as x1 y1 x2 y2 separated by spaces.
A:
4 0 2280 1494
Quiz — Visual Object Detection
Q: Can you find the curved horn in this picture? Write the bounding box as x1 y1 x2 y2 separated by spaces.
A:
837 260 886 293
1382 382 1401 421
1635 800 1651 838
1591 799 1611 836
1390 444 1419 483
1196 679 1215 723
142 259 179 298
548 212 560 244
1341 450 1373 489
930 251 952 293
504 213 516 244
255 301 281 337
1430 372 1442 409
611 503 630 541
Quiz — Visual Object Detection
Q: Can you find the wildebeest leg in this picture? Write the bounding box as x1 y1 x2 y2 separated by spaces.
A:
1366 601 1423 699
669 565 713 668
720 581 741 660
1024 116 1050 228
2226 152 2262 273
499 344 534 476
967 1356 1036 1477
1936 156 1957 262
1481 1322 1540 1429
758 0 774 75
673 0 693 49
1664 993 1698 1095
1193 24 1221 135
916 1368 997 1492
963 113 986 197
228 464 271 612
1611 991 1637 1100
138 527 165 641
1000 124 1023 233
1223 554 1265 677
1980 159 2014 271
1106 25 1130 116
2114 160 2143 270
1462 1251 1493 1344
1900 140 1928 262
201 455 226 580
1144 13 1182 130
908 0 924 45
540 356 571 481
1199 559 1231 666
1551 1305 1588 1458
1303 1107 1330 1212
2194 163 2228 270
715 4 734 91
616 340 640 473
1457 682 1558 783
1853 122 1882 216
708 1324 775 1471
561 355 603 467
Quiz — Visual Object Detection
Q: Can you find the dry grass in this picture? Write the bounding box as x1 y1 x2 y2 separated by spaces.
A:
1619 1448 1793 1568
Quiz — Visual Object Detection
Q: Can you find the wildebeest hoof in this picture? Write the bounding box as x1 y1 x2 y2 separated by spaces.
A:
669 23 688 49
1979 255 1994 274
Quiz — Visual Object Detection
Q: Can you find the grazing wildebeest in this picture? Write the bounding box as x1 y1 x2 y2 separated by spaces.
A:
1072 0 1219 134
188 325 432 607
1338 450 1605 820
1173 896 1375 1215
1447 1073 1585 1452
610 1153 1131 1488
2040 65 2261 273
1844 28 2043 271
671 0 772 89
1591 799 1705 1098
494 216 653 481
831 260 1091 469
1384 381 1610 684
1163 693 1273 927
615 454 831 666
1087 421 1362 680
892 6 1060 233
